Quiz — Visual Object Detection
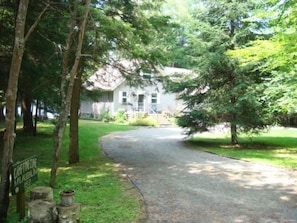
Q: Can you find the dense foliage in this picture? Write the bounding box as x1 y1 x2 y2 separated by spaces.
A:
0 0 170 220
164 0 274 144
0 0 296 219
229 0 297 126
0 0 170 127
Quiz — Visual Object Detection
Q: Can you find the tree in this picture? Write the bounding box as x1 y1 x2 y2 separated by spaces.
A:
161 0 196 68
229 0 297 125
0 1 18 124
19 1 62 135
68 62 82 164
0 0 29 220
165 0 270 144
50 0 91 187
67 0 171 165
0 0 51 218
0 0 52 134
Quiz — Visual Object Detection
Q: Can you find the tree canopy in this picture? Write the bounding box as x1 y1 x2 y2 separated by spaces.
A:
164 0 273 144
1 0 297 219
0 0 171 218
229 0 297 120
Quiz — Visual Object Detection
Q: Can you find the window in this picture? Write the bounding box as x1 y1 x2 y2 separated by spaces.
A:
122 92 127 103
119 91 128 104
151 93 158 104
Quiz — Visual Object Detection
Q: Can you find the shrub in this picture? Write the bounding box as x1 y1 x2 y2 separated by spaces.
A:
101 110 113 122
129 114 158 127
115 110 128 123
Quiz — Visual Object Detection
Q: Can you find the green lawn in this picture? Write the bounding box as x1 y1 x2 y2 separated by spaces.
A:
3 122 297 222
4 120 145 223
188 127 297 169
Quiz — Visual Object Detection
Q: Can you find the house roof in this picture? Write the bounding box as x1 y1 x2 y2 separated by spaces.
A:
84 64 126 91
161 67 194 76
84 64 194 91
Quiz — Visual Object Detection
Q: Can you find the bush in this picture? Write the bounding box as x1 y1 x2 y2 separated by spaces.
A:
101 110 113 122
278 113 297 127
115 110 128 123
129 114 158 127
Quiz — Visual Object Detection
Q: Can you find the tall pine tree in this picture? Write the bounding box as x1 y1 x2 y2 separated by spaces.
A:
167 0 270 144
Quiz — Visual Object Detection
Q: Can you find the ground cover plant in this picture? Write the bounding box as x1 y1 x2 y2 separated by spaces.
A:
188 127 297 169
128 114 158 127
3 120 144 223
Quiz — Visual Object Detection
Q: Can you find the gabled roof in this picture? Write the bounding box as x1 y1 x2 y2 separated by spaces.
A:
84 64 126 91
84 64 194 91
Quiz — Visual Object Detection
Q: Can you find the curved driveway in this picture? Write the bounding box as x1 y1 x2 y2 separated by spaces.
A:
101 127 297 223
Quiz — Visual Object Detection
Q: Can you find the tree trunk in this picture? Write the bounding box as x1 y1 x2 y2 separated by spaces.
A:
0 91 4 122
0 0 29 221
50 0 91 187
21 94 34 134
230 94 238 145
28 200 57 223
33 99 38 136
30 186 54 201
230 122 238 145
69 69 82 164
0 106 4 122
49 0 78 187
57 203 81 223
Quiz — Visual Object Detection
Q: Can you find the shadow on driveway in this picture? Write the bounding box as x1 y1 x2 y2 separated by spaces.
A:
101 127 297 223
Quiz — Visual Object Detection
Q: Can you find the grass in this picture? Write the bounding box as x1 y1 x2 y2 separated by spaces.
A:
187 127 297 169
2 121 297 221
2 120 145 223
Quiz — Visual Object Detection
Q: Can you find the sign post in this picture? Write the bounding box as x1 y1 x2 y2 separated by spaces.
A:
11 155 38 219
16 192 25 219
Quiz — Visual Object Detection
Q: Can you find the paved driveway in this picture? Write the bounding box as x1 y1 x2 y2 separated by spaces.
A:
101 127 297 223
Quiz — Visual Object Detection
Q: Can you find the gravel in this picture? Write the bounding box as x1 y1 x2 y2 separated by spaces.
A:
100 127 297 223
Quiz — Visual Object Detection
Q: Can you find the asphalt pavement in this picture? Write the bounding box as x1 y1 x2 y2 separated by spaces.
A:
101 127 297 223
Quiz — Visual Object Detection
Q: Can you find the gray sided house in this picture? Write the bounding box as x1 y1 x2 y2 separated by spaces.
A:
81 65 192 122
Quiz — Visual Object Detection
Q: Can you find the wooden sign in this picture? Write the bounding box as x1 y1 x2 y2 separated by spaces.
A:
11 156 38 195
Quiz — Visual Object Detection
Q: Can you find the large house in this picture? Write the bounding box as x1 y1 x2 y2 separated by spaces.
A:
80 64 193 122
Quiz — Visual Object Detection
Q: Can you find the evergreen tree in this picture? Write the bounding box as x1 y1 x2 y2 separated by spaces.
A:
166 0 270 144
230 0 297 126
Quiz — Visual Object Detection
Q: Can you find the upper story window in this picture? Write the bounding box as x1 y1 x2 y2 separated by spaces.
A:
142 74 152 80
141 69 154 80
151 93 158 104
